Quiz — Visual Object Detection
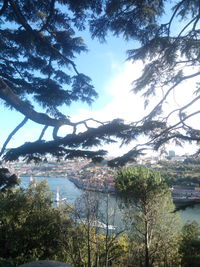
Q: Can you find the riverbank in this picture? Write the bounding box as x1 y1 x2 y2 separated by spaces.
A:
20 176 200 223
69 176 200 205
21 174 200 205
68 176 115 194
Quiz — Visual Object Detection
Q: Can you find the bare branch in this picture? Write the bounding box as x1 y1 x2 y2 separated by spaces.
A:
38 125 48 141
165 0 186 36
0 117 28 156
177 16 198 37
180 95 200 112
155 132 200 149
149 111 200 147
143 71 200 122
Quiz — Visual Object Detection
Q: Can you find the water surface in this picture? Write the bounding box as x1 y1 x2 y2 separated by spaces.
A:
20 176 200 224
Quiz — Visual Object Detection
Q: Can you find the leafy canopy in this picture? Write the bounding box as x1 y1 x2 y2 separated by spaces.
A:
115 166 181 266
0 181 72 265
0 0 136 165
115 166 167 202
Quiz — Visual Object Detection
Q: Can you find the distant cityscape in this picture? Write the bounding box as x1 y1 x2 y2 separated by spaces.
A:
2 149 188 177
2 150 198 202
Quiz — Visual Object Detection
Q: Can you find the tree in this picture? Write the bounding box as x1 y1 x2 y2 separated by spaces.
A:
72 190 125 267
115 166 181 266
0 0 141 165
180 221 200 267
89 0 200 162
0 181 73 266
1 0 190 167
0 167 19 192
2 0 200 166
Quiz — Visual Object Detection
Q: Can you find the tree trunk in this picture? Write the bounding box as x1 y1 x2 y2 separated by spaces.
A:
105 193 109 267
87 225 91 267
144 204 150 267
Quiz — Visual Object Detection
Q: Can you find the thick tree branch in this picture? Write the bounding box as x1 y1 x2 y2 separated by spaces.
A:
3 119 131 162
0 78 111 144
0 78 72 127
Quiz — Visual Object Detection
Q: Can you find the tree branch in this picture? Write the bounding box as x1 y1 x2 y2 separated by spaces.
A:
142 71 200 122
0 117 28 156
0 77 72 127
39 0 56 32
177 16 198 37
164 0 186 36
0 0 8 16
3 119 131 162
38 125 48 141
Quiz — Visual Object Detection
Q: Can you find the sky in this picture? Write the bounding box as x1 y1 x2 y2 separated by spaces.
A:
0 26 199 158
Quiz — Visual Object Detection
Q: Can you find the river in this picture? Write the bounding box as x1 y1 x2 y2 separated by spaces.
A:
20 176 200 224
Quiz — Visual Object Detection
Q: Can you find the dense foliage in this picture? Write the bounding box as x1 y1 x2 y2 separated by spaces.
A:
158 159 200 186
0 181 128 267
0 181 71 266
180 221 200 267
1 168 200 266
0 167 19 192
